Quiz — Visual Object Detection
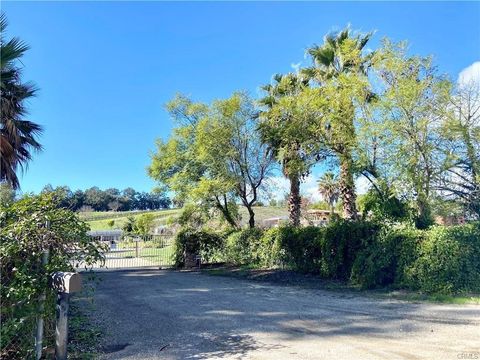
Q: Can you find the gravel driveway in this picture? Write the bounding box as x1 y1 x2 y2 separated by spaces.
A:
90 269 479 360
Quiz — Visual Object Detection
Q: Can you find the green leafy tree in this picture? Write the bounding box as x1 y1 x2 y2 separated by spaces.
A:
134 213 155 236
150 93 274 228
437 80 480 217
196 93 275 227
122 215 136 234
149 94 239 228
0 13 43 189
373 40 451 228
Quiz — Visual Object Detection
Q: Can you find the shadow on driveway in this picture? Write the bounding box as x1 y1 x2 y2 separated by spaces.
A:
89 269 480 360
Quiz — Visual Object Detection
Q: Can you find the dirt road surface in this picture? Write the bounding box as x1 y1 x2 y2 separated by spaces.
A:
90 269 480 360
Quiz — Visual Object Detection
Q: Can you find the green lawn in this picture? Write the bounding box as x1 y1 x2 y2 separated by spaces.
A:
110 245 175 265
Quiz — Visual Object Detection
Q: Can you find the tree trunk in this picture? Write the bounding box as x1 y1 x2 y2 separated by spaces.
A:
215 195 238 229
339 154 358 220
288 173 301 226
415 192 432 229
246 205 255 228
463 127 480 186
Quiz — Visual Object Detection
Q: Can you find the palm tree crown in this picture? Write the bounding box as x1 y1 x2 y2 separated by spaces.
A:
301 27 374 83
1 13 43 189
317 172 340 213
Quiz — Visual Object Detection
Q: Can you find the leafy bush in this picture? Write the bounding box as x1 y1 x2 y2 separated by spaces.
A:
359 186 411 222
196 218 480 295
134 213 156 235
225 228 264 265
274 226 324 273
173 228 225 266
122 215 136 233
320 220 379 279
255 227 284 267
0 193 106 358
351 224 422 289
407 223 480 294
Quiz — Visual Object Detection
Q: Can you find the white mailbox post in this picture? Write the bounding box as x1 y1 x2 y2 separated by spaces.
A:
51 272 82 360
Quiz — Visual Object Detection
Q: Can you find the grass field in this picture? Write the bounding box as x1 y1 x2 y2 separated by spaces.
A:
113 246 175 263
84 206 288 230
85 209 180 230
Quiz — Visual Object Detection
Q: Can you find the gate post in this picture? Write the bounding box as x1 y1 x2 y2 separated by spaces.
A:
51 272 82 360
55 292 70 360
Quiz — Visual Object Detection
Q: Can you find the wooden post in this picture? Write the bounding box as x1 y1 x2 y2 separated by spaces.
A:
55 292 70 360
51 272 82 360
35 220 50 360
135 239 139 258
35 249 49 360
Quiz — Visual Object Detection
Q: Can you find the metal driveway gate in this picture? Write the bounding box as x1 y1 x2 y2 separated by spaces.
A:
90 234 175 270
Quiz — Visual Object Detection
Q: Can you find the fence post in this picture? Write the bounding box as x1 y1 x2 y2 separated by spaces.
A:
136 238 139 258
51 272 82 360
55 292 70 360
35 220 50 360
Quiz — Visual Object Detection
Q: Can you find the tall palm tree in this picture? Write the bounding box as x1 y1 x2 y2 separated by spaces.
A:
258 73 310 226
317 172 340 215
1 13 42 189
302 27 373 220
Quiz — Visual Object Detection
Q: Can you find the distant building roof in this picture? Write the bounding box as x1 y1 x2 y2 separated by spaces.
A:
306 209 333 214
263 216 289 222
87 230 123 236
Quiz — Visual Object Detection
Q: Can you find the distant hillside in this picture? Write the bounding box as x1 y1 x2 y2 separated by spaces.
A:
83 206 288 230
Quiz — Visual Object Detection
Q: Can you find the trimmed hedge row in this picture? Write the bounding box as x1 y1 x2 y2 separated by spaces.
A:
174 221 480 294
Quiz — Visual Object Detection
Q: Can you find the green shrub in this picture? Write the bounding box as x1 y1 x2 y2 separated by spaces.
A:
213 219 480 295
173 228 225 267
351 224 422 289
134 213 156 235
359 185 411 222
256 227 284 267
407 223 480 294
225 228 264 265
320 220 379 279
0 193 106 358
275 226 324 273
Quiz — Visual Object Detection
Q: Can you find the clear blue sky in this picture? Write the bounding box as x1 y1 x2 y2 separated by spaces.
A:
3 1 480 193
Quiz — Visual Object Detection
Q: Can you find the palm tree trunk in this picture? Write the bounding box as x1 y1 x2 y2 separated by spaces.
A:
288 173 301 226
339 154 358 220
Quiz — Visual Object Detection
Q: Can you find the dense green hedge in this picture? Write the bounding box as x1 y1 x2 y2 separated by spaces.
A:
351 224 423 288
407 223 480 293
173 228 226 266
176 221 480 295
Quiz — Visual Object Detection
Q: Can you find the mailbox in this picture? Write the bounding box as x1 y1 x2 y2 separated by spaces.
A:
51 272 82 294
